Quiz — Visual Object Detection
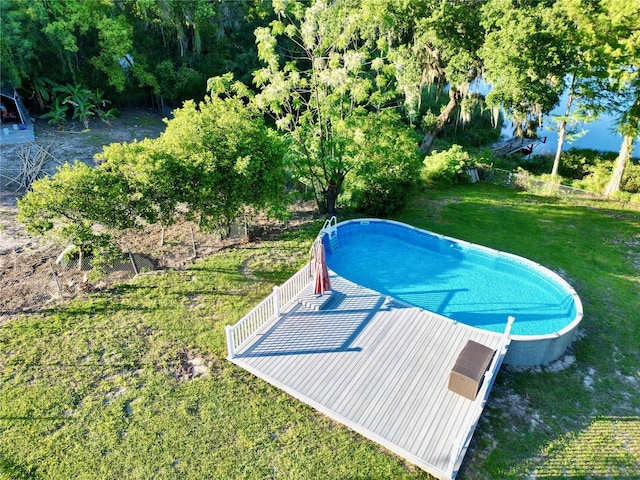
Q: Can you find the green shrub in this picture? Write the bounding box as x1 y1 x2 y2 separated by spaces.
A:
557 149 618 179
345 111 422 216
349 177 418 217
622 159 640 193
489 151 551 174
568 152 639 195
572 162 612 192
422 144 473 187
524 155 554 175
155 60 206 102
473 148 500 165
490 153 521 171
558 150 592 178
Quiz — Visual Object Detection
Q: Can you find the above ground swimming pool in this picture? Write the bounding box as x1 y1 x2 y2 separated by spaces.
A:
321 219 583 366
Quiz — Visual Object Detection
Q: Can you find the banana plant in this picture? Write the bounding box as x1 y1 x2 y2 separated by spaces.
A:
54 83 95 128
30 76 57 112
97 108 118 130
40 96 69 129
93 89 118 129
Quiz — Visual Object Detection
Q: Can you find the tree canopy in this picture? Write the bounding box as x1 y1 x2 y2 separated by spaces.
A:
480 0 572 134
252 0 418 215
16 161 133 266
157 93 286 229
0 0 268 105
8 0 640 232
18 90 286 257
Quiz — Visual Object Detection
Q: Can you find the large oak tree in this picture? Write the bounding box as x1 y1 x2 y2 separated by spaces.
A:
253 0 419 215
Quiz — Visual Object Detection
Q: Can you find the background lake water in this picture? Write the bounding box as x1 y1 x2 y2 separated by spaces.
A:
472 80 639 156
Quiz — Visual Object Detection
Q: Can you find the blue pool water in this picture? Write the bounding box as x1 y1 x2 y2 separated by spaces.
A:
324 220 579 336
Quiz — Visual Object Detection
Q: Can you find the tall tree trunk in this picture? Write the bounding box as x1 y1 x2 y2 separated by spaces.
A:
552 74 577 177
419 86 463 154
552 119 567 177
604 135 633 196
325 181 339 217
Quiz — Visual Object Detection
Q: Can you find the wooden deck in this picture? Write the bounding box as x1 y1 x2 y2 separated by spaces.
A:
230 274 510 480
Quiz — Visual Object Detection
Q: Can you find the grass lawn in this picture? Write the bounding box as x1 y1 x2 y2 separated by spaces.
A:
1 183 639 479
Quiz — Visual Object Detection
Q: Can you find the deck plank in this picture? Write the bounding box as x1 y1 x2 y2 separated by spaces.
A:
231 275 509 480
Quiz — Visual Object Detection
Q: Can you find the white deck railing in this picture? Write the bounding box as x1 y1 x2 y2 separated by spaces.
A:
225 262 312 359
280 262 313 307
447 316 515 479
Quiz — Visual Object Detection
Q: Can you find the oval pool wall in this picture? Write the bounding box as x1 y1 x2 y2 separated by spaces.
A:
322 219 583 367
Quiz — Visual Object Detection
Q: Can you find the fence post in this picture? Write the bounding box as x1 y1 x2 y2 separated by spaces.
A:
225 325 235 359
49 263 63 298
127 245 139 275
273 285 280 318
190 226 197 258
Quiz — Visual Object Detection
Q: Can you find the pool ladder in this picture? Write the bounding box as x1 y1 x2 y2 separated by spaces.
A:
322 216 339 252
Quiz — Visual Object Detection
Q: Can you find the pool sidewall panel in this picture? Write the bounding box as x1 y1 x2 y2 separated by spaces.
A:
325 219 584 367
506 326 578 366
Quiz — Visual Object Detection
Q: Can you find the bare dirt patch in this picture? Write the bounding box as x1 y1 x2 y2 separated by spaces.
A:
34 109 166 166
0 110 317 320
1 109 167 196
170 349 217 382
0 111 166 319
0 203 315 320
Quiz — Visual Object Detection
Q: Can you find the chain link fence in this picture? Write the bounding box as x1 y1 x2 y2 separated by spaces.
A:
0 216 271 322
0 256 134 317
487 167 604 201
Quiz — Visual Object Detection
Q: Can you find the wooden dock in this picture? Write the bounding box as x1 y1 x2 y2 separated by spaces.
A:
491 136 547 156
230 274 511 479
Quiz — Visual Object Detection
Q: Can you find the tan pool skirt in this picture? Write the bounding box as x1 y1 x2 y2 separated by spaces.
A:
448 340 496 401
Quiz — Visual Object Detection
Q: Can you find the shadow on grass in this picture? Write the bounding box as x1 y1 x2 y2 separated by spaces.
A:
0 453 39 480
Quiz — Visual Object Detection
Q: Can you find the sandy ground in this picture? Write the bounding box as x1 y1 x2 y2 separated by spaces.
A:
0 111 166 316
0 110 317 318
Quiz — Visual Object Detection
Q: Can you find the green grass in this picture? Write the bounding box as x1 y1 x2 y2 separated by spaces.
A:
83 131 113 146
2 184 639 479
397 184 640 478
